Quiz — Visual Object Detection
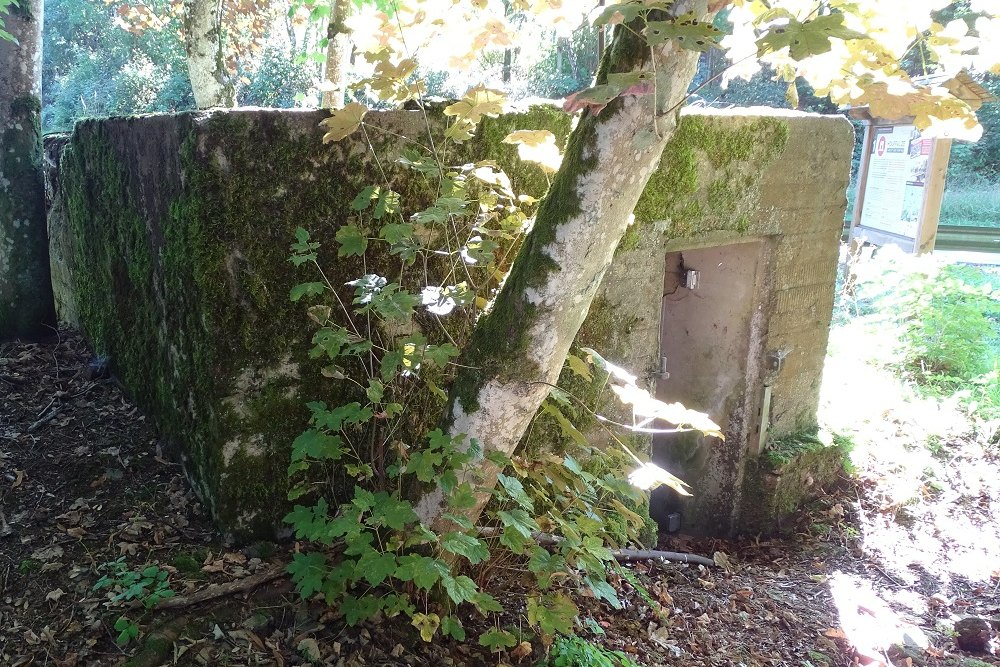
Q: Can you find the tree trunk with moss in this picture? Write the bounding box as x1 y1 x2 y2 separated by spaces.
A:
320 0 351 110
0 0 56 340
417 4 713 525
184 0 234 108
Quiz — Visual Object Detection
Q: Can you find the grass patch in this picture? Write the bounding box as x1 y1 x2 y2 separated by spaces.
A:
940 178 1000 228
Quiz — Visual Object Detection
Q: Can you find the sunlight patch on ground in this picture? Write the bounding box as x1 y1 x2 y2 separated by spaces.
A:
820 300 1000 590
828 571 930 665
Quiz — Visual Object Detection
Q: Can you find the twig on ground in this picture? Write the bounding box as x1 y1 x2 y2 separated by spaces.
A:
613 549 717 567
153 564 286 610
27 405 63 433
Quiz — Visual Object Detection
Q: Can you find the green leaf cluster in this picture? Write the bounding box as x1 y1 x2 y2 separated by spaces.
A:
93 557 176 609
281 110 654 656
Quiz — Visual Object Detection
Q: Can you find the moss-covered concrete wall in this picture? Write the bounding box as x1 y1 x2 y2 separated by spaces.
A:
49 107 570 542
46 105 852 541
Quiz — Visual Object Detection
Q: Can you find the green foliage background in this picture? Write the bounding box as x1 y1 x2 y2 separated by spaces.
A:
38 1 1000 232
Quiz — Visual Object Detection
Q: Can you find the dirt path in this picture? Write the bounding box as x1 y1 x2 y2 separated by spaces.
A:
1 330 997 666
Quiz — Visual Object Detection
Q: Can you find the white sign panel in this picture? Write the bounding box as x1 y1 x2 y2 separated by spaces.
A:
858 124 933 238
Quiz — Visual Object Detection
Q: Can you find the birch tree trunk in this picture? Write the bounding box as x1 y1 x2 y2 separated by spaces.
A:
320 0 351 110
417 3 713 526
184 0 234 108
0 0 56 340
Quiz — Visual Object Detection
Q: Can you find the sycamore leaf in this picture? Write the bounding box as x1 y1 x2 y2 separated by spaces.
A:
395 554 447 590
540 401 589 448
444 86 505 143
497 473 533 511
756 13 866 61
291 430 344 462
441 615 466 641
335 223 368 257
563 71 654 116
439 532 490 564
527 593 578 636
786 81 799 108
290 282 326 302
645 13 724 52
356 550 396 587
565 353 593 381
341 594 380 625
503 130 563 173
372 57 419 100
472 590 505 614
528 546 567 589
287 552 326 598
320 102 367 143
498 508 539 538
591 1 674 26
585 577 622 609
411 612 440 642
441 574 479 604
479 628 518 651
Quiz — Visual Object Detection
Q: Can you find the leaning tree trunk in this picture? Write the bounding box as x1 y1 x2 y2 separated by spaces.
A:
184 0 234 108
417 3 715 526
320 0 352 109
0 0 56 341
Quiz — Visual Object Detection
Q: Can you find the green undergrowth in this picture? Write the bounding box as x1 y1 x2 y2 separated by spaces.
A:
843 249 1000 420
940 178 1000 228
539 635 640 667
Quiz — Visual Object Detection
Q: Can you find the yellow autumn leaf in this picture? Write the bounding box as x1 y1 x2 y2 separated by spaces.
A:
502 129 553 148
411 612 440 642
320 102 368 143
443 86 506 143
367 57 421 103
502 130 562 174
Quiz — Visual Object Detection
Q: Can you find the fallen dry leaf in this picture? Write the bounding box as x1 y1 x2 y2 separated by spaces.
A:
511 641 532 659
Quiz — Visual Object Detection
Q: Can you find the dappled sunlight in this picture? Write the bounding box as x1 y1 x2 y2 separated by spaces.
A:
820 253 1000 600
828 571 931 665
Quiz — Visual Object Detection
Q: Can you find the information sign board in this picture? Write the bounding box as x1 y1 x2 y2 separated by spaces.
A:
857 124 933 238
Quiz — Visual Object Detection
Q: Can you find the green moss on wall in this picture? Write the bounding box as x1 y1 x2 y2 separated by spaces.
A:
740 432 851 533
632 114 789 241
59 107 579 541
57 106 799 542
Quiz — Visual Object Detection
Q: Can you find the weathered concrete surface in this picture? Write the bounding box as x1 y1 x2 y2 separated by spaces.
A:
43 134 75 326
46 106 852 540
0 0 56 340
570 108 854 536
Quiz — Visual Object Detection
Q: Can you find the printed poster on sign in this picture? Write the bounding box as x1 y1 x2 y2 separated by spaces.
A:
858 124 932 238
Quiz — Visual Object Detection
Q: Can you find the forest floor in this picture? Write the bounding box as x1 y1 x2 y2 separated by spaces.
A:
1 326 998 667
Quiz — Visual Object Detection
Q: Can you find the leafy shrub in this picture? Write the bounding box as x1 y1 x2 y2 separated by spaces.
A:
541 635 639 667
848 250 1000 419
